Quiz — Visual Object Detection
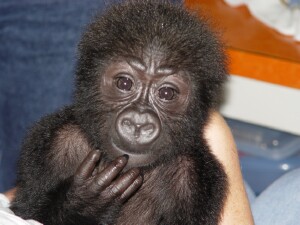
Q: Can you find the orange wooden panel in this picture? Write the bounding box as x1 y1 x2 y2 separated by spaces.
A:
185 0 300 89
228 49 300 89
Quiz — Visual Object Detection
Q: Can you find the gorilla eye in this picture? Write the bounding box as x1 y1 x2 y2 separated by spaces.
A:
116 77 133 91
158 86 176 101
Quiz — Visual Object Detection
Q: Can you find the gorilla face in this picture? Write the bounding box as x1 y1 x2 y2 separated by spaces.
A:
98 50 191 167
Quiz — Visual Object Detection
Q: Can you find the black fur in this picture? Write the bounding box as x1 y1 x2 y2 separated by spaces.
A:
11 1 228 224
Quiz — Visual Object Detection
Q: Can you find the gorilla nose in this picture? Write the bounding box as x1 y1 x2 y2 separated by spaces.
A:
116 109 161 147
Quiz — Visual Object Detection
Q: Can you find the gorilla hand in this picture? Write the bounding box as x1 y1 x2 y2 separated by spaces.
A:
65 150 143 224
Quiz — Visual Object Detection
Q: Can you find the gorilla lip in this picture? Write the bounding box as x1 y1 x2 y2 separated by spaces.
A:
110 141 156 167
111 140 147 156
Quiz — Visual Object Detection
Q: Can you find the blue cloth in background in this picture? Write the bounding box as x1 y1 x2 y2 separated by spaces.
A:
0 0 106 192
252 168 300 225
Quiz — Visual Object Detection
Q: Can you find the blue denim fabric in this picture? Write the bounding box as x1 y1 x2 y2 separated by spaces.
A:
252 168 300 225
0 0 106 192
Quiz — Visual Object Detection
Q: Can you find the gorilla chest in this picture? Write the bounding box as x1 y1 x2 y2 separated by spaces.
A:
115 163 195 225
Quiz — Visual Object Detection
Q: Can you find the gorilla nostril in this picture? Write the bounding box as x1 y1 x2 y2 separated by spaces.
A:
121 119 135 135
141 124 155 136
122 119 132 127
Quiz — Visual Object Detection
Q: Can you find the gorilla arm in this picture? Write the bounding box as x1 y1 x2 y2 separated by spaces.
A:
11 109 143 225
205 111 254 225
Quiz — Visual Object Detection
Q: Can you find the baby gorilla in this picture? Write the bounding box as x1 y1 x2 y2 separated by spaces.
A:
11 1 228 225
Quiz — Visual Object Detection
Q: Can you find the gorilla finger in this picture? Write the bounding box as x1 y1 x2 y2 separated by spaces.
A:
74 150 101 184
90 155 128 192
105 168 141 199
119 174 143 203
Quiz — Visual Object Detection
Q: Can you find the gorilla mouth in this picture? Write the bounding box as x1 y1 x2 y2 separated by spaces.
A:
111 140 149 156
110 140 156 167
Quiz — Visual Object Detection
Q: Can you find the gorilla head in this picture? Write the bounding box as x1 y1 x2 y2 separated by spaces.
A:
74 0 227 168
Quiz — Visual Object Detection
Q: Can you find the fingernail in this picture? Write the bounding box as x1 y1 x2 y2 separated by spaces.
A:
93 150 101 159
123 154 129 160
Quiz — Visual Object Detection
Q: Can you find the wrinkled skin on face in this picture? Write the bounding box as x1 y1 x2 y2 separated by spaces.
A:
100 52 191 167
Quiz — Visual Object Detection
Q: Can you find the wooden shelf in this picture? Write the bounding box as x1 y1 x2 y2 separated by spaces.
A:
185 0 300 89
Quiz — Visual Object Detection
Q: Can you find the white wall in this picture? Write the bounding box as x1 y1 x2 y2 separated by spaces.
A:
220 75 300 135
